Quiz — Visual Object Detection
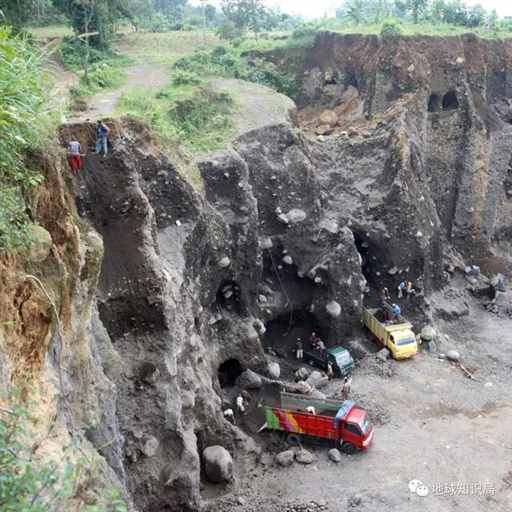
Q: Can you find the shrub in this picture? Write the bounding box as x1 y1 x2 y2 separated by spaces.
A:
381 19 403 37
0 399 128 511
216 19 245 40
171 69 202 86
0 28 49 249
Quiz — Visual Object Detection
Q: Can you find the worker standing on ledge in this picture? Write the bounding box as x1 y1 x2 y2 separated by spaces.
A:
67 139 83 175
95 120 110 156
296 339 304 360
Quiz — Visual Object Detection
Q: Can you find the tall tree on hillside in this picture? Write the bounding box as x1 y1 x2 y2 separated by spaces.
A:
429 0 446 22
406 0 428 24
466 4 486 27
154 0 187 23
442 0 468 25
343 0 367 25
221 0 268 35
0 0 33 30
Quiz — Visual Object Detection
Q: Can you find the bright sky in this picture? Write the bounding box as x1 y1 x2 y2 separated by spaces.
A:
192 0 512 19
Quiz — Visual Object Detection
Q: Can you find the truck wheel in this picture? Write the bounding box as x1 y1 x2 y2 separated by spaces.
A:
286 434 301 447
341 442 357 455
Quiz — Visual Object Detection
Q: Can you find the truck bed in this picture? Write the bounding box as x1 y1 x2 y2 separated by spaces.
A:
265 406 339 441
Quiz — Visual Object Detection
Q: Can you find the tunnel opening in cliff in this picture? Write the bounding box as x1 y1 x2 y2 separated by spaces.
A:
352 231 384 293
428 93 441 112
264 310 327 356
218 358 244 387
442 90 459 111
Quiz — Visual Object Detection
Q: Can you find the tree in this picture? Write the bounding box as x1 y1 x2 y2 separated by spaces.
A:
221 0 268 35
429 0 446 22
154 0 187 24
442 0 468 25
406 0 428 24
466 4 486 27
343 0 367 25
487 8 498 31
0 0 33 30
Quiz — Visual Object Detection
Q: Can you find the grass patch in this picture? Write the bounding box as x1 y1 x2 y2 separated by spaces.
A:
28 24 73 40
117 80 235 155
173 43 301 98
115 30 221 68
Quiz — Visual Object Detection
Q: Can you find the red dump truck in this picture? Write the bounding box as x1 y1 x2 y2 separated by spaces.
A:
261 392 374 454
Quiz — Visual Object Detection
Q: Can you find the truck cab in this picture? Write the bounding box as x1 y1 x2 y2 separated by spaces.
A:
304 346 354 377
335 401 374 453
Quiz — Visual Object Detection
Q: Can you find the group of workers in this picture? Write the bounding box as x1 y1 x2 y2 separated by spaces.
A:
66 120 110 175
380 279 416 323
223 393 246 424
295 331 326 361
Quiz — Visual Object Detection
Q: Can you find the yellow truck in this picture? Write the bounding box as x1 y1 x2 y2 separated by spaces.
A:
361 308 418 360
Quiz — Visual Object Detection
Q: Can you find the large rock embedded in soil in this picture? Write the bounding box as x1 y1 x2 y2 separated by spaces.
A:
276 450 295 467
203 446 234 483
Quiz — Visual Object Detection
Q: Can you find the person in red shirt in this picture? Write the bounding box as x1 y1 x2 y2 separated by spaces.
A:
67 140 82 175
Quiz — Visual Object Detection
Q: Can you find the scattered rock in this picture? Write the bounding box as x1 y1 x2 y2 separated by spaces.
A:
446 350 460 362
348 494 363 507
286 209 307 224
295 381 313 394
260 237 273 249
202 446 233 483
141 436 159 457
237 369 262 389
319 110 338 127
420 326 436 342
276 450 295 467
295 449 314 464
326 300 341 318
268 362 281 379
295 367 310 381
328 448 342 463
283 255 293 265
388 266 399 275
306 370 329 389
376 348 391 361
218 256 231 268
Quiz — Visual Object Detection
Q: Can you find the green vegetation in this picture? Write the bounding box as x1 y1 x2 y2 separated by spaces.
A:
335 0 512 38
173 43 301 98
0 398 127 511
0 28 55 249
118 79 234 154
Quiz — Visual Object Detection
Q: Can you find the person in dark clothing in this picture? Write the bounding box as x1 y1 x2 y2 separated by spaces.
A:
95 120 110 156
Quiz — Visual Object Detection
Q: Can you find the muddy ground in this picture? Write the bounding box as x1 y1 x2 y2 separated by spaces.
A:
208 294 512 512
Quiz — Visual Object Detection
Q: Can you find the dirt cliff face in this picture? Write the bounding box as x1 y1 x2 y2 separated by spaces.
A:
295 32 512 275
2 33 512 512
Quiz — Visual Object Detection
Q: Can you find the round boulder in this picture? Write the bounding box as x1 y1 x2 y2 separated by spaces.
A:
276 450 295 467
326 300 342 318
420 326 436 342
218 256 231 268
446 350 461 363
286 209 307 224
237 369 262 390
202 446 233 483
328 448 342 463
295 449 314 465
267 362 280 380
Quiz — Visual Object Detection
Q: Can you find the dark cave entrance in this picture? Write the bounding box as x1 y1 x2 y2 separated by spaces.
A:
218 358 244 388
214 280 244 315
442 90 459 111
353 231 378 290
264 310 326 356
428 93 441 112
